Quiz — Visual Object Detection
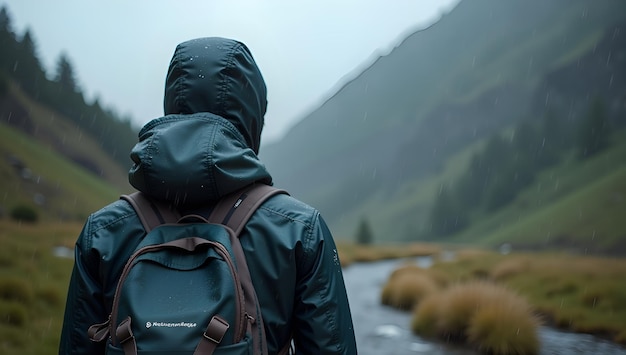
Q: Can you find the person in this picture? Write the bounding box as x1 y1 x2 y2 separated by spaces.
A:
59 37 357 354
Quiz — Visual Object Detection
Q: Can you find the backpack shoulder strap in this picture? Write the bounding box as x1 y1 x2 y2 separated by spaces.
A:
209 183 288 355
120 192 180 232
208 183 289 236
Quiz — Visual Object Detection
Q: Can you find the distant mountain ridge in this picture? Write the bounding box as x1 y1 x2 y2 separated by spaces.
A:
261 0 626 240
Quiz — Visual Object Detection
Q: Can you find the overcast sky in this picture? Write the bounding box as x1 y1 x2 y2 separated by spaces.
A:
3 0 459 145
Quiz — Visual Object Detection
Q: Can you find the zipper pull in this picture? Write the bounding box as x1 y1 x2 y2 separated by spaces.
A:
245 313 256 324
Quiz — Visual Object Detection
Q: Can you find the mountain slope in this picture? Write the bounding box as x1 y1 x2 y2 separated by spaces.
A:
453 131 626 255
261 0 626 240
0 82 132 222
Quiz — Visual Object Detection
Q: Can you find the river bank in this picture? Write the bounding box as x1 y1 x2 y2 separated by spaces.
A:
342 258 626 354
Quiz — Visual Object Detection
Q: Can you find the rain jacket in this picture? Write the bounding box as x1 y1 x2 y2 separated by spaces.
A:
59 37 357 354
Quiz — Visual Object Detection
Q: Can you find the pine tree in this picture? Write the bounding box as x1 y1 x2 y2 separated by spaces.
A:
429 184 466 237
355 217 374 245
578 98 610 159
55 52 78 92
14 28 46 94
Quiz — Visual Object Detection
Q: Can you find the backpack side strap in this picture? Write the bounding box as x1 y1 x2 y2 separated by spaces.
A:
208 183 289 236
121 192 180 232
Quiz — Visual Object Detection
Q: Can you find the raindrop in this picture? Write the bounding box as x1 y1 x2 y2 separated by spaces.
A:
527 57 534 76
198 74 205 79
612 27 620 40
554 179 559 190
606 51 612 66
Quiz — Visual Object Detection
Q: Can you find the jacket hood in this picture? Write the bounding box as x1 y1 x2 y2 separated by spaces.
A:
129 37 272 205
163 37 267 153
128 113 272 206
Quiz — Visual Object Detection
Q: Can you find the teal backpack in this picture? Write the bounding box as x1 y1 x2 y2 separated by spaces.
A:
88 184 288 355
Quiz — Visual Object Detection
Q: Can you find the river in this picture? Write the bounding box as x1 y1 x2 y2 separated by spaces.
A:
342 258 626 355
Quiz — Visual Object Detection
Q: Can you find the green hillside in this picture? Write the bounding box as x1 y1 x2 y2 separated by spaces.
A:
0 82 133 222
262 0 626 250
0 121 124 222
453 131 626 254
3 82 131 189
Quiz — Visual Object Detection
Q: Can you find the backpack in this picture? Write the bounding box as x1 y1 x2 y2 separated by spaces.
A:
88 183 288 355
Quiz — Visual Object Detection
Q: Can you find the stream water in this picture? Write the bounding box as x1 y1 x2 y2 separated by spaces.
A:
342 257 626 355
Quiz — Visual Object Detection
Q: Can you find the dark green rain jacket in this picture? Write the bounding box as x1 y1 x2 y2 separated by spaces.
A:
59 37 357 354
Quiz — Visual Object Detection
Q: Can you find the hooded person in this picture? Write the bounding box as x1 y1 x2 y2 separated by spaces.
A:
59 37 357 354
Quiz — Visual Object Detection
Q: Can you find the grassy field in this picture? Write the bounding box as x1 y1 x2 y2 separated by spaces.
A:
1 220 624 354
0 220 79 354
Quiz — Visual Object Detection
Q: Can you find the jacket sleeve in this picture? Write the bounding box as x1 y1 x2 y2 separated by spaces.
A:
293 213 357 354
59 216 107 355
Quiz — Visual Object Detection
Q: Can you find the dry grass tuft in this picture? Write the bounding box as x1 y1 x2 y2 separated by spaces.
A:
0 278 34 304
0 302 28 327
412 281 541 354
381 265 439 310
466 288 541 354
411 293 441 338
490 257 531 281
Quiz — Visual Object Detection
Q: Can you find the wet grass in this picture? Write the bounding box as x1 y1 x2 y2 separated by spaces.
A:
0 220 78 355
378 247 626 351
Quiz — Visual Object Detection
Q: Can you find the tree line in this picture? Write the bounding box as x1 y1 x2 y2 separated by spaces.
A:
0 6 137 169
427 98 614 238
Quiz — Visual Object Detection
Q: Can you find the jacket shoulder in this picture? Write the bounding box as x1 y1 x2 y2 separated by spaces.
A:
258 192 319 226
86 198 138 233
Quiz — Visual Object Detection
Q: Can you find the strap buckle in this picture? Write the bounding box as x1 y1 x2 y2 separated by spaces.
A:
203 315 230 344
